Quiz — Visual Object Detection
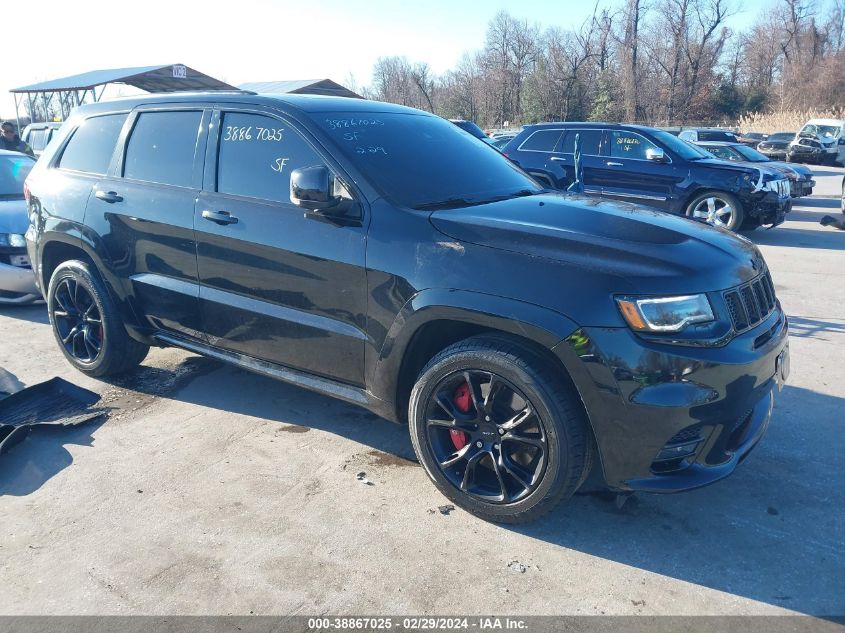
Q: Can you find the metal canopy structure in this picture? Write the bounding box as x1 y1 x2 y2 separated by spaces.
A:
237 79 364 99
10 64 237 127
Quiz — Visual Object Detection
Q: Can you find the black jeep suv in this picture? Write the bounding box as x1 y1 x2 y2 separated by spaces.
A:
25 94 789 523
503 122 791 231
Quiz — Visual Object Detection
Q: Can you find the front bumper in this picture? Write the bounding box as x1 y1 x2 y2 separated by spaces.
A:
554 308 788 493
745 189 790 225
0 245 39 302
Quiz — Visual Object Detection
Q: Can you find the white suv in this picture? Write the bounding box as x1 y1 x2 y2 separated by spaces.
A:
790 119 845 166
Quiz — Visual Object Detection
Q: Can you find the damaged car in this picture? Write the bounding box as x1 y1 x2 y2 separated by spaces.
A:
757 132 796 160
0 150 38 304
696 141 815 198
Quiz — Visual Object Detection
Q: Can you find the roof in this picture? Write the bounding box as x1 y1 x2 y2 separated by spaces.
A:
63 92 425 118
524 122 657 132
237 79 363 99
11 65 237 93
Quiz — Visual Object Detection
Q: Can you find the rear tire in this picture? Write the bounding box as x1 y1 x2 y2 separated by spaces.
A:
47 260 149 377
408 335 591 524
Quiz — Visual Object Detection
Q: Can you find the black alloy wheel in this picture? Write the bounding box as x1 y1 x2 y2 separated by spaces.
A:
52 277 103 364
409 335 591 523
424 369 547 504
47 260 149 377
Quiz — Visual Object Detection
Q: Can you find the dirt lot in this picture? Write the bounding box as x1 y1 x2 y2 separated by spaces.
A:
1 167 843 617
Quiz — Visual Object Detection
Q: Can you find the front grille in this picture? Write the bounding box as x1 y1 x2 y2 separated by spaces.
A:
723 271 777 333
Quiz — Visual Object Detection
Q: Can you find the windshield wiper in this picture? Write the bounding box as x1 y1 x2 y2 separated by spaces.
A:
413 197 479 211
413 189 544 211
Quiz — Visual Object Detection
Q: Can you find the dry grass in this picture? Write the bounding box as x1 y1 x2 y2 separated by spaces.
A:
738 108 845 134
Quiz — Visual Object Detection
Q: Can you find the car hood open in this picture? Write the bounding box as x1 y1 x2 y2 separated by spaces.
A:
429 193 764 295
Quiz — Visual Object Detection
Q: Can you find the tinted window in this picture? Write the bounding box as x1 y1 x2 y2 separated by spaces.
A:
0 154 35 196
217 112 324 203
609 131 659 159
703 146 738 161
29 129 47 151
124 111 202 187
519 129 563 152
769 133 795 142
558 129 603 155
58 114 127 174
733 145 770 162
678 130 695 141
699 130 738 142
650 129 712 160
313 111 539 209
452 120 487 140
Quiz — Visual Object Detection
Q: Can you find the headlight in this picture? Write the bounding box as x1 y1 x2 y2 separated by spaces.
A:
0 233 27 247
616 294 715 332
0 233 26 248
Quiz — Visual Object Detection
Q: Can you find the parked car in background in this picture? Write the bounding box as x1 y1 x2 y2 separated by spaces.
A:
21 121 63 158
678 128 740 143
789 119 845 166
695 141 815 197
502 122 790 231
757 132 796 160
25 93 789 522
737 132 768 147
491 133 518 150
0 150 39 303
449 119 497 146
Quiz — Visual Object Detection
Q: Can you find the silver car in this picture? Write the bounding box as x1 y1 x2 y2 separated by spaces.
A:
0 150 39 304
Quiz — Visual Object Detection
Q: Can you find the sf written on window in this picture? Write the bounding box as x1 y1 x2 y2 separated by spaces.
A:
217 112 341 204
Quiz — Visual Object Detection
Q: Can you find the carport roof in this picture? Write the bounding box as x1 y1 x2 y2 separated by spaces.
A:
11 64 237 93
237 79 363 99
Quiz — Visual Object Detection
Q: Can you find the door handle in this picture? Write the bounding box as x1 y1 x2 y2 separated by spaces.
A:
95 190 123 203
605 161 623 167
201 209 239 225
550 156 567 162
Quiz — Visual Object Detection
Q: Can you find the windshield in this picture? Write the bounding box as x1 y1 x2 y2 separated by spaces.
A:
313 111 541 209
0 154 34 197
800 124 841 139
769 133 795 142
733 145 771 162
650 129 712 160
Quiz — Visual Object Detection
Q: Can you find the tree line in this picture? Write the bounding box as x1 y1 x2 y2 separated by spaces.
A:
360 0 845 128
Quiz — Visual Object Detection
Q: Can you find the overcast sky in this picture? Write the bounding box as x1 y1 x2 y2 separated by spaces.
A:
2 0 776 121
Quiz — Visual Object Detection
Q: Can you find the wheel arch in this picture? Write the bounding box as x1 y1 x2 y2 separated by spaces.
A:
369 289 588 424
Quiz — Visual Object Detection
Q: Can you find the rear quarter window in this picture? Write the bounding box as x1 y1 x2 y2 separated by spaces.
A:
57 114 128 175
518 129 563 152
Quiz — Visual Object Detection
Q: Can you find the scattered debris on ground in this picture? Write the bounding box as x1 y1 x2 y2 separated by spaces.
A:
0 374 106 456
437 504 455 515
356 471 375 486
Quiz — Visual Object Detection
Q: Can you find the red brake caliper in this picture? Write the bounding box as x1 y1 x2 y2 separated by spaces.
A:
450 383 472 450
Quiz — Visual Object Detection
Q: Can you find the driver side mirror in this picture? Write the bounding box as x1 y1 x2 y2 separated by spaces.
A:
290 165 340 211
646 147 667 163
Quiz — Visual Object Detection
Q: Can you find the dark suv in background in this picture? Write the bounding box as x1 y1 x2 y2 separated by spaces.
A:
25 94 789 523
503 123 791 231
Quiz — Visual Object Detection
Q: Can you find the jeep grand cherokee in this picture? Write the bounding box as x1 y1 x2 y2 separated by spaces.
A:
25 93 789 523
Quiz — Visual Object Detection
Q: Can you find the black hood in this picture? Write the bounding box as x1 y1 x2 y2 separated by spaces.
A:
429 193 764 295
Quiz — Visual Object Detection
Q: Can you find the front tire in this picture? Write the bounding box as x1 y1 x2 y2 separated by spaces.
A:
408 335 591 524
685 190 745 231
47 260 149 377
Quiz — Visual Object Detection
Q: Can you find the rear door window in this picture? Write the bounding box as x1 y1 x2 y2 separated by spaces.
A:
58 114 128 174
123 110 202 187
518 129 563 152
215 111 325 203
557 129 603 155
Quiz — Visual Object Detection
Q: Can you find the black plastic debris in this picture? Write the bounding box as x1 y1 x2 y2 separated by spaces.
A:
0 376 106 455
820 215 845 230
